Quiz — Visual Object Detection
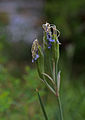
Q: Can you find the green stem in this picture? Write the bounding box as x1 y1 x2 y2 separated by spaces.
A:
55 59 63 120
57 95 63 120
36 89 48 120
55 61 57 84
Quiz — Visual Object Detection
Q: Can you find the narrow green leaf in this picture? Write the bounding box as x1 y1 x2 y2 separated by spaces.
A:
42 73 55 85
40 78 56 95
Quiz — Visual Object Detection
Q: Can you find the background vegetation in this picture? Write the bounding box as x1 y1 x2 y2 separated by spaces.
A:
0 0 85 119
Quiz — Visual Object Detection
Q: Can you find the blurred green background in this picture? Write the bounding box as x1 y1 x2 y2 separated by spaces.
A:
0 0 85 119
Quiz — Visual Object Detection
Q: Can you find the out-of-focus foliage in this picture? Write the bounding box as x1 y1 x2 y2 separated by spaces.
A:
0 35 85 119
0 12 9 26
60 54 85 120
0 33 42 119
0 58 85 120
0 0 85 119
0 64 45 119
45 0 85 38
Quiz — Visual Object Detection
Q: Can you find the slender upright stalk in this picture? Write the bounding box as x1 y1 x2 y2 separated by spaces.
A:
55 60 63 120
57 95 63 120
55 61 57 84
36 89 48 120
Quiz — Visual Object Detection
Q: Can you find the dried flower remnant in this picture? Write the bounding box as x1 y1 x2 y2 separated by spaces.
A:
42 22 60 49
42 22 50 32
31 39 39 62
